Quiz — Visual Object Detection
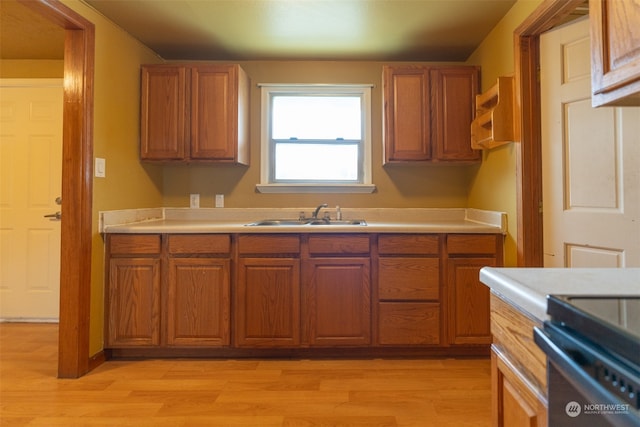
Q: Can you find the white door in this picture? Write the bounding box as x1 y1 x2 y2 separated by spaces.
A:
0 79 63 320
541 18 640 268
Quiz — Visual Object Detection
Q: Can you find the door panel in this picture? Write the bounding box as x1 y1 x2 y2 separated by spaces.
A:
0 80 62 319
541 18 640 267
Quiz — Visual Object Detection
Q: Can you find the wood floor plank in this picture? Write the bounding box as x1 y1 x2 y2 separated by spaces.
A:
0 323 491 426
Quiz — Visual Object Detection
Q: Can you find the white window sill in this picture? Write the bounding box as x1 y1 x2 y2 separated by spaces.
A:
256 184 377 194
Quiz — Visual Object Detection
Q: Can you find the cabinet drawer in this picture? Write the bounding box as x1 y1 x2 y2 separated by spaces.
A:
378 302 440 345
378 234 440 255
109 234 161 255
238 234 300 255
378 258 439 300
447 234 497 255
308 234 370 255
168 234 230 255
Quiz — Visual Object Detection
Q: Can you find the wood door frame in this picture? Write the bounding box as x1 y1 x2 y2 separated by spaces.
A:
18 0 95 378
514 0 587 266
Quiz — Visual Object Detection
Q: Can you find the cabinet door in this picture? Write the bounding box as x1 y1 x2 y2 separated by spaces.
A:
590 0 640 107
383 66 431 162
191 65 236 161
303 258 371 346
448 257 496 345
166 258 230 346
235 258 300 347
107 257 161 347
140 65 187 160
431 67 480 161
492 349 547 427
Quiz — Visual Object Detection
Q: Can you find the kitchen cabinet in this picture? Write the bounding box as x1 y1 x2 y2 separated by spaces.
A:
105 231 504 356
377 234 441 345
165 234 231 347
140 64 250 163
431 67 481 161
106 234 161 347
590 0 640 107
382 65 480 163
303 235 371 346
235 234 301 347
447 234 502 346
491 295 547 427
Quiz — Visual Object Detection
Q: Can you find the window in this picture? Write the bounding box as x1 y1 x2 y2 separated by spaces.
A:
257 84 375 193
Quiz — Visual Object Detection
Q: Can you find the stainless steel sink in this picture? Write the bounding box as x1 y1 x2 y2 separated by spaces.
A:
245 219 367 226
245 219 311 226
308 219 367 226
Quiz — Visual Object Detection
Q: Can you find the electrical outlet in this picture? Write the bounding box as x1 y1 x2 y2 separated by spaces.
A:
189 194 200 209
215 194 224 208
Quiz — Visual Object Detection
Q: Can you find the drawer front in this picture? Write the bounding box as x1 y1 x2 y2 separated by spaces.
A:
378 234 440 255
378 302 440 345
238 234 300 255
447 234 498 255
378 257 440 300
168 234 230 255
109 234 161 255
308 234 370 255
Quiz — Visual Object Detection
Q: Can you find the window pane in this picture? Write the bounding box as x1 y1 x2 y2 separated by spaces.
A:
272 96 361 140
275 143 358 181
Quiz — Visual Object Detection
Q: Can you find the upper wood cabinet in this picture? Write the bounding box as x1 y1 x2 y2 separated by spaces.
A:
382 65 480 164
590 0 640 107
140 64 250 164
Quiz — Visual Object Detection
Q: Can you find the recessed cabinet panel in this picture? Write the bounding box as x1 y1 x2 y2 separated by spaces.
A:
235 258 300 347
303 258 371 346
378 257 440 301
107 257 161 347
166 258 230 346
383 67 431 162
378 302 440 345
140 66 187 160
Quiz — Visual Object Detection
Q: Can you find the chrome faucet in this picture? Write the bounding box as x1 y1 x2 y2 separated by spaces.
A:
312 203 328 219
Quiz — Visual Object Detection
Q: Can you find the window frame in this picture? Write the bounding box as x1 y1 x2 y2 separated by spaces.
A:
257 84 375 194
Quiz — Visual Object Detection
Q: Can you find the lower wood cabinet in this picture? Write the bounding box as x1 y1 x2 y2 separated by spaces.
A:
106 233 231 349
303 257 371 346
106 234 162 347
166 258 230 346
235 257 300 347
447 234 502 346
108 256 161 347
105 231 503 354
492 348 547 427
377 234 441 346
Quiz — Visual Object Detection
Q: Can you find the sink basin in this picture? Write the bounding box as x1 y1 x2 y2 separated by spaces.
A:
245 219 310 226
308 219 367 226
245 219 367 226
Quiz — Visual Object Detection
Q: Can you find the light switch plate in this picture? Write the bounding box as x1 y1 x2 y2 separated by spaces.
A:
95 157 106 178
215 194 224 208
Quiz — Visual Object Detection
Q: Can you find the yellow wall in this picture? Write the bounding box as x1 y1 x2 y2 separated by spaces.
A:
465 0 543 266
59 0 164 355
162 61 477 209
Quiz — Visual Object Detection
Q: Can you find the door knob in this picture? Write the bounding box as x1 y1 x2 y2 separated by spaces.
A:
44 211 62 221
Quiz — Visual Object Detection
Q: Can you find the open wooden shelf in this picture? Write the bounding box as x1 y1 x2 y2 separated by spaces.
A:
471 76 515 150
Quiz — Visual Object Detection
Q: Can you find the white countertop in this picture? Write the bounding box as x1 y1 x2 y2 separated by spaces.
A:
480 267 640 322
100 207 507 234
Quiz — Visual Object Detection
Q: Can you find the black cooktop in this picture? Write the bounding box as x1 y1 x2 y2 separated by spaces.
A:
547 295 640 366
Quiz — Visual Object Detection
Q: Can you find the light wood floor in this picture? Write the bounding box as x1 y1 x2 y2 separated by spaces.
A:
0 323 491 426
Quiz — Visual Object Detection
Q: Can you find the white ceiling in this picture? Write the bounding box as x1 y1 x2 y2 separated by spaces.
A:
2 0 522 62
